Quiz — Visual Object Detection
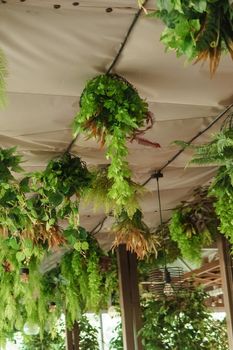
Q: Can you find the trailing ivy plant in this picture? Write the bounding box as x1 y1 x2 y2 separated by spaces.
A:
28 153 91 237
39 228 118 328
112 209 160 259
73 74 159 217
152 0 233 75
169 187 218 263
0 149 94 249
60 234 117 326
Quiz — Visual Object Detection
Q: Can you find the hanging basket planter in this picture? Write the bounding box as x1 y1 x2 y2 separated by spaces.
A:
73 74 154 145
153 0 233 75
112 210 160 259
73 74 159 217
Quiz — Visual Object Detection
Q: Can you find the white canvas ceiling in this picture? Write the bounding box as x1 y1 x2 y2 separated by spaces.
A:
0 0 233 249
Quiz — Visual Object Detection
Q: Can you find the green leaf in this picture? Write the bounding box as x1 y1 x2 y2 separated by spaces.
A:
48 191 64 206
74 241 82 251
8 238 19 250
16 251 26 262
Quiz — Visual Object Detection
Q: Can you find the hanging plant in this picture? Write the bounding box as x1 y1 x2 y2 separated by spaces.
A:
209 167 233 246
0 147 66 249
0 227 118 345
29 153 91 231
20 315 99 350
169 187 218 263
112 209 160 259
152 0 233 75
83 167 144 217
138 223 181 278
0 235 51 347
183 121 233 172
176 115 233 248
60 232 117 326
73 74 159 217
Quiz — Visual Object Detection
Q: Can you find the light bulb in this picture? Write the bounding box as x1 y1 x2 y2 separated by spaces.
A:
23 322 40 336
163 283 174 296
107 306 119 318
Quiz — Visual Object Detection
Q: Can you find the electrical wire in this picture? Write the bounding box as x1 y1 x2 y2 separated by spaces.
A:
143 103 233 186
106 0 149 74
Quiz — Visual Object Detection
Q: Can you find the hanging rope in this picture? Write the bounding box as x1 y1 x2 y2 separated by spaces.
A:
106 0 149 74
154 170 167 267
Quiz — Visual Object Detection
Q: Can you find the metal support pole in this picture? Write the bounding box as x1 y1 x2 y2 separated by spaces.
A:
217 234 233 349
117 244 143 350
99 311 105 350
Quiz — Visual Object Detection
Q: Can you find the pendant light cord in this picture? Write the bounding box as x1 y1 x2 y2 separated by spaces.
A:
154 171 167 267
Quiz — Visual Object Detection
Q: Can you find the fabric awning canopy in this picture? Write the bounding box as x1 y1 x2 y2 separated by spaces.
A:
0 0 233 249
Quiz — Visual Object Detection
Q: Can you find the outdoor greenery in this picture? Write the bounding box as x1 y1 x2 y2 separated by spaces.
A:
112 209 160 259
109 322 123 350
109 289 229 350
0 226 117 347
0 146 118 347
140 290 229 350
21 323 66 350
83 166 144 218
20 316 99 350
169 187 218 263
73 74 159 218
0 49 232 349
209 167 233 247
153 0 233 75
138 223 181 278
178 116 233 249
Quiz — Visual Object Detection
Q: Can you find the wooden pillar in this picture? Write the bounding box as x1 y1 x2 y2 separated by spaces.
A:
217 234 233 349
117 244 143 350
66 328 73 350
66 321 80 350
